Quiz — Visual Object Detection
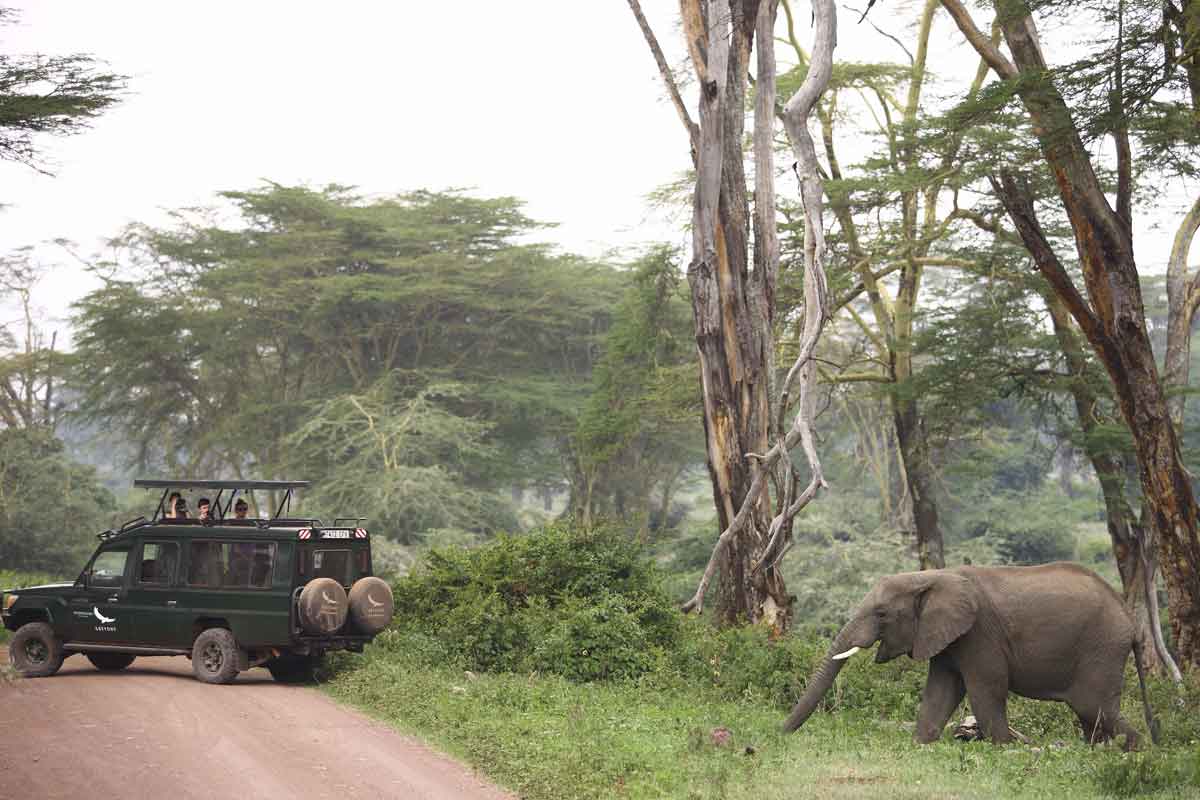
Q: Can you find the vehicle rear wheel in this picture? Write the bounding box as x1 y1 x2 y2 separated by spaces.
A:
8 622 65 678
86 652 136 671
191 628 241 684
265 652 324 684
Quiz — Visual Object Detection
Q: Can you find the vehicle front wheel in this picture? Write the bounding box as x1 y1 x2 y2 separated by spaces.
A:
86 652 136 671
191 628 242 684
265 653 324 684
9 621 65 678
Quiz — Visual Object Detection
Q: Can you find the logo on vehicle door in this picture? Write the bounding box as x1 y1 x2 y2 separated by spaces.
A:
93 606 117 632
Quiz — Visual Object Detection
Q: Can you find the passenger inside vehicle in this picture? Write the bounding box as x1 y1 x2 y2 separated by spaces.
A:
234 499 249 519
165 492 183 519
250 551 272 588
187 541 218 586
226 542 255 586
197 498 211 522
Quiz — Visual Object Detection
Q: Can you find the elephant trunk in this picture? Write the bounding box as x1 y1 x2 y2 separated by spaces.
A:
782 616 876 734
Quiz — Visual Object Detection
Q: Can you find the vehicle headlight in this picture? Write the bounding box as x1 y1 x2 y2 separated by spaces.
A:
2 593 17 610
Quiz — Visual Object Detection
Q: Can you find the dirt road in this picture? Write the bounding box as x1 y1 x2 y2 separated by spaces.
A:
0 654 513 800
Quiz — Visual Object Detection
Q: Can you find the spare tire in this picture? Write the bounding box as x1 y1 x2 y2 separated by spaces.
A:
297 578 348 635
348 577 394 634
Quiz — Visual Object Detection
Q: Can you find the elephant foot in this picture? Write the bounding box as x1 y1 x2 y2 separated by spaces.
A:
913 727 942 744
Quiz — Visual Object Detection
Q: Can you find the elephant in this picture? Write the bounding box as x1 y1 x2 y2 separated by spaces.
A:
782 563 1157 750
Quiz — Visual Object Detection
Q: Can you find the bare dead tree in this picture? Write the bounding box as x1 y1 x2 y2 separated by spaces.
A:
627 0 834 628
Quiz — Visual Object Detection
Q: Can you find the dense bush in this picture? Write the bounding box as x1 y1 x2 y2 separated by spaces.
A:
0 428 116 574
391 521 680 680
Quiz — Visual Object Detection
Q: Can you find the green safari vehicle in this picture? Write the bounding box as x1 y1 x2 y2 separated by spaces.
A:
2 479 394 684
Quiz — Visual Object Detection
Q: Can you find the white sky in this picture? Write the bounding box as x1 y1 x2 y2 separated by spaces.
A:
1 2 1194 338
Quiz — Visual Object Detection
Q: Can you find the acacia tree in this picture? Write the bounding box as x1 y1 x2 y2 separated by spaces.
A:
569 247 703 535
938 0 1200 668
629 0 834 628
0 251 63 430
0 7 124 176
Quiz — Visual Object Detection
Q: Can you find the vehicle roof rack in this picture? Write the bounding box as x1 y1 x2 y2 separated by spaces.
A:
135 478 310 522
133 479 310 490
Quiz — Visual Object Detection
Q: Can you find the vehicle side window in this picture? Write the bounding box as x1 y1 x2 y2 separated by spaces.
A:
223 542 275 589
187 540 276 589
137 541 179 586
187 541 221 587
89 548 131 588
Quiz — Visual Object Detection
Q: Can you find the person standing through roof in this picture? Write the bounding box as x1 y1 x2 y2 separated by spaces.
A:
234 499 249 519
165 492 183 519
197 498 211 522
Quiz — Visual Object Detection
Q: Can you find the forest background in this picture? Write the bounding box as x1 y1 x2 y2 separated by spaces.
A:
5 0 1200 796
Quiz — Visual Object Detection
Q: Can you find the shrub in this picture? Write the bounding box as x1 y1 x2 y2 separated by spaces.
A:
529 593 661 681
390 521 679 680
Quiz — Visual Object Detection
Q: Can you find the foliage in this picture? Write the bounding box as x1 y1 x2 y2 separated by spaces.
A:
1092 750 1200 797
569 245 701 529
390 521 680 679
0 427 114 574
0 250 76 430
0 7 125 176
70 185 622 543
286 374 517 544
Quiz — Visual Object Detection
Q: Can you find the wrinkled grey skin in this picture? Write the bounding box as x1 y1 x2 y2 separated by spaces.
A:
783 563 1156 750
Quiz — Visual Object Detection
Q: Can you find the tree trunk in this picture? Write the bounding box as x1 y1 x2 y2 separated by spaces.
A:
631 0 833 628
1043 292 1161 671
686 0 790 627
893 399 945 569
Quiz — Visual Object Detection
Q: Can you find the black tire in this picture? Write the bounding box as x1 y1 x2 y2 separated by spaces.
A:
86 652 136 671
348 576 394 634
265 653 324 684
297 578 348 635
191 628 241 684
8 621 65 678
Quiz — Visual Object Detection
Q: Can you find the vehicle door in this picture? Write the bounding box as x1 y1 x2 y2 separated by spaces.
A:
67 544 133 643
125 539 187 647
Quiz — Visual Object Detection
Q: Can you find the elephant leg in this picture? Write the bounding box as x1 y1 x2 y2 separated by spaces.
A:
915 656 965 744
963 677 1012 744
1070 696 1139 751
1072 706 1109 745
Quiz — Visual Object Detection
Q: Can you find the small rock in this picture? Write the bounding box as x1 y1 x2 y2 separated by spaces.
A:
744 746 756 756
952 716 981 741
464 670 477 681
451 686 467 694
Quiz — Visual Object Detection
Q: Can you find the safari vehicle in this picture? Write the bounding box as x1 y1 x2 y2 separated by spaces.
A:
2 479 394 684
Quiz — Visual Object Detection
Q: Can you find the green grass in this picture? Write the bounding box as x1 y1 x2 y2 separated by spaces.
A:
321 634 1200 800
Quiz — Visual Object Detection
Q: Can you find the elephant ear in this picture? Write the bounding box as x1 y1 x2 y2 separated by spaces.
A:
912 573 978 661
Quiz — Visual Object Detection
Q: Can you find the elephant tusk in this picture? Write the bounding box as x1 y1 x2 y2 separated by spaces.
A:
831 646 861 660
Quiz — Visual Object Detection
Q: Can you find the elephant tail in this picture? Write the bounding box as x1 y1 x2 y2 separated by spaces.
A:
1132 638 1160 745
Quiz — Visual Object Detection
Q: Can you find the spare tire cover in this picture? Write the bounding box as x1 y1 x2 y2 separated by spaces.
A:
348 576 394 634
297 578 348 635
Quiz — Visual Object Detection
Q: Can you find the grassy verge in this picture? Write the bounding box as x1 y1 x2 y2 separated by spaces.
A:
321 632 1200 800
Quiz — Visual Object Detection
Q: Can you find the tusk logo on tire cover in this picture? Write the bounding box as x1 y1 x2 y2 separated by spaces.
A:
322 590 337 605
367 593 383 607
93 607 116 624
